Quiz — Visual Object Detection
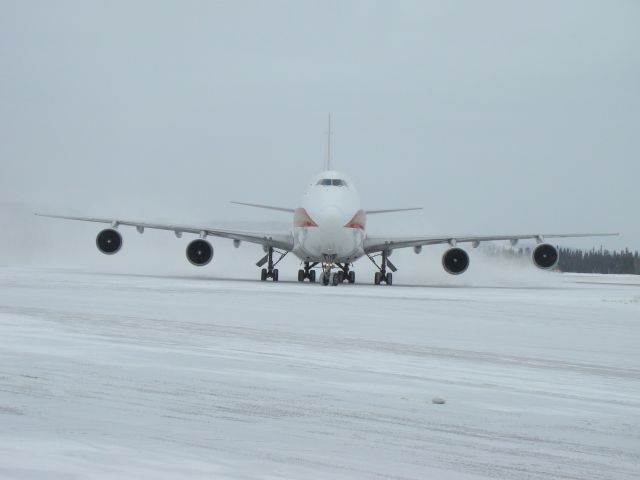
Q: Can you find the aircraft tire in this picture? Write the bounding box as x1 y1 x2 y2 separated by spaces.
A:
386 273 393 285
322 272 330 286
348 271 355 284
261 269 267 281
332 273 340 286
298 269 305 282
273 269 279 282
374 272 381 285
309 270 316 283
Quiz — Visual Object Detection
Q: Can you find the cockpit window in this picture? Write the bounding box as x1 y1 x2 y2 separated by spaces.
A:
317 179 347 187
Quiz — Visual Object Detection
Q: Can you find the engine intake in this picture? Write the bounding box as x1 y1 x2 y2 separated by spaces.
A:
442 247 469 275
532 243 558 270
186 239 213 266
96 228 122 255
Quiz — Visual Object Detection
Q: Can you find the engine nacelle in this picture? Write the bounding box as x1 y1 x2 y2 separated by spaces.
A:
532 243 558 270
96 228 122 255
186 239 213 266
442 247 469 275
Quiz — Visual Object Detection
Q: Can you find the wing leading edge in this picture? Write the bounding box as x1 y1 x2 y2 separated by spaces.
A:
230 201 294 213
366 207 423 215
364 232 619 254
34 213 294 251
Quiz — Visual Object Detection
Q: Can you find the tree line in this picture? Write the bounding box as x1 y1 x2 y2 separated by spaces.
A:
481 244 640 275
557 247 640 275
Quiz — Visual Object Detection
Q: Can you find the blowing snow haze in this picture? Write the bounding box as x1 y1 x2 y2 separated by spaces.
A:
2 4 640 478
1 0 638 265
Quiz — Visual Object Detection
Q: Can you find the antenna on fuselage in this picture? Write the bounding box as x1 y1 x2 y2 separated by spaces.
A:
325 114 332 171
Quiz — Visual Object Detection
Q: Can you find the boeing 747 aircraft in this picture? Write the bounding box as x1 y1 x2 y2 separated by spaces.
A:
36 122 617 286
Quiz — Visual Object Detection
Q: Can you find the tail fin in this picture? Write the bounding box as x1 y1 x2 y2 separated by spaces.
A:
325 114 332 171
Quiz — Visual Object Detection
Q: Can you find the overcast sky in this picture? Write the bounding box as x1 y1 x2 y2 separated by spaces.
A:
1 0 638 251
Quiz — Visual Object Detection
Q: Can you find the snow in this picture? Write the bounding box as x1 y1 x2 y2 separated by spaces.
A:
0 267 639 479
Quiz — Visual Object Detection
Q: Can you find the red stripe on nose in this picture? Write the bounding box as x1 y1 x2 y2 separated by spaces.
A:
344 209 366 229
294 208 318 227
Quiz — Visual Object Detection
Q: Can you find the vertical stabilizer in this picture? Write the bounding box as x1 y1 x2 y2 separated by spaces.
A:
326 114 332 171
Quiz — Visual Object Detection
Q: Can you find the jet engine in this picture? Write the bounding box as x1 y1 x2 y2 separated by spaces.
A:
442 247 469 275
96 228 122 255
532 243 559 270
186 239 213 266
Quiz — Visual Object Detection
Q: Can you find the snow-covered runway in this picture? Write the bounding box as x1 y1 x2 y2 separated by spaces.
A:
0 268 638 479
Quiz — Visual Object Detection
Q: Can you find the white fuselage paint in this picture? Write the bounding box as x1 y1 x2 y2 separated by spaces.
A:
292 171 366 264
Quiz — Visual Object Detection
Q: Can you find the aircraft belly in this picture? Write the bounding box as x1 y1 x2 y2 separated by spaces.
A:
293 226 363 262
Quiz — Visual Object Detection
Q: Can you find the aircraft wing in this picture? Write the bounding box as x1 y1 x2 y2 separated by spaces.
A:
364 232 619 253
230 201 294 213
366 207 423 214
35 213 294 251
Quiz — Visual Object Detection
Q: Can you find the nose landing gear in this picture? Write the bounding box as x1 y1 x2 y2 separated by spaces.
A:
317 257 355 286
322 263 356 286
321 270 342 286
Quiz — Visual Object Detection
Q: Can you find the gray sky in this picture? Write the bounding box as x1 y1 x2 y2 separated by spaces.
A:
1 0 638 251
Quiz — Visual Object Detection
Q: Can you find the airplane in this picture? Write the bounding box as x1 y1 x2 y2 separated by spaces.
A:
36 120 618 286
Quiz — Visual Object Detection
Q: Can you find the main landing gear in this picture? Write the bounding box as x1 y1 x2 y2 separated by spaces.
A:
298 262 318 283
258 250 358 287
367 250 397 286
337 263 355 284
257 246 288 282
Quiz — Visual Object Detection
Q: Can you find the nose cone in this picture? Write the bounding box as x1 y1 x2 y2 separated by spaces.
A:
319 205 342 229
316 205 344 255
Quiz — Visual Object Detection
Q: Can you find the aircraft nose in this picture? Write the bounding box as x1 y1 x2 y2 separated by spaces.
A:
319 205 342 229
316 205 343 256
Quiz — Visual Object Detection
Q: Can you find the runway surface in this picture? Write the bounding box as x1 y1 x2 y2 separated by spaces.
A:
0 267 639 479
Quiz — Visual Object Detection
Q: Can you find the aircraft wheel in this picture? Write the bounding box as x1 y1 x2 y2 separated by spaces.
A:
309 270 316 283
322 272 330 286
332 273 340 286
348 271 355 284
273 269 279 282
337 271 344 283
386 273 393 285
261 268 267 281
298 269 305 282
374 272 381 285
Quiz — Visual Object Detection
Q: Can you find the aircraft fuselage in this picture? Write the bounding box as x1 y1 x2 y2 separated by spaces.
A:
292 170 365 264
